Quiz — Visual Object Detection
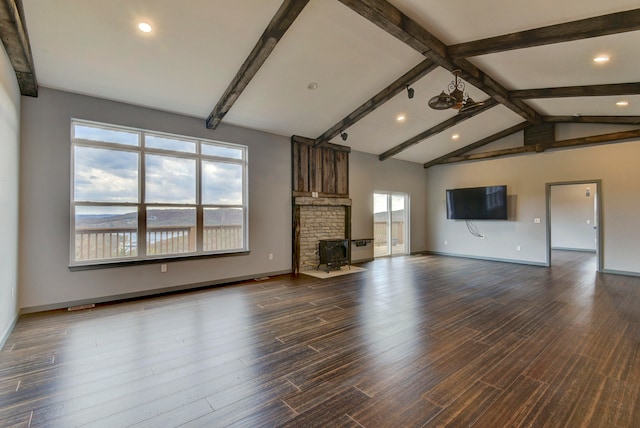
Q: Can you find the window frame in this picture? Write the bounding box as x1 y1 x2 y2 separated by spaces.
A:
70 119 249 268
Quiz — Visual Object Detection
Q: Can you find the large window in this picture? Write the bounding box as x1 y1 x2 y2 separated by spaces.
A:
71 120 248 265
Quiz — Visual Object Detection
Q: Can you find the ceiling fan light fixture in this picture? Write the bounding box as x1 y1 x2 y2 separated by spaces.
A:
428 91 456 110
449 87 465 110
429 69 475 111
458 97 485 114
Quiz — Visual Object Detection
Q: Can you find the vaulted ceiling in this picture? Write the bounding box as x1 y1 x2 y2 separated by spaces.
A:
3 0 640 166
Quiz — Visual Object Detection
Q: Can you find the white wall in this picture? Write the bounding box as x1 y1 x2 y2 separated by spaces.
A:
0 43 21 347
16 86 640 317
350 151 429 254
550 183 596 251
19 88 292 311
425 129 640 275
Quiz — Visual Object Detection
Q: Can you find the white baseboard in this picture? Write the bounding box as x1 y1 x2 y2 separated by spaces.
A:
0 314 19 351
602 269 640 277
551 247 596 253
20 269 292 315
422 251 547 267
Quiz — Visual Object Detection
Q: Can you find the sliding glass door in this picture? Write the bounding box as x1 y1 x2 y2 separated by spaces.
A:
374 192 409 257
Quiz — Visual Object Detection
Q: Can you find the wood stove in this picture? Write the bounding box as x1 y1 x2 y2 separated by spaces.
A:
318 239 349 272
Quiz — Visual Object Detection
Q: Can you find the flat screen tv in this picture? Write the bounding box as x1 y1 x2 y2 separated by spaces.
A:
446 185 508 220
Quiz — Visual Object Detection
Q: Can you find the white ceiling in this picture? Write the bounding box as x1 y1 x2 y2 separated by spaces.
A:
21 0 640 165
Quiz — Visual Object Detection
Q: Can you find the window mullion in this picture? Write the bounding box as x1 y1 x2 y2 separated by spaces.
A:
196 154 203 253
139 136 146 257
138 205 147 257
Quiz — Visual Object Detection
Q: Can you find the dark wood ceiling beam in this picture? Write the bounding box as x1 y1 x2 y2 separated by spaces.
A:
337 0 448 63
313 59 437 148
448 9 640 58
544 115 640 125
442 145 542 164
550 128 640 149
423 121 530 168
378 98 497 161
511 83 640 99
453 57 542 124
440 128 640 165
337 0 542 124
205 0 310 129
0 0 37 96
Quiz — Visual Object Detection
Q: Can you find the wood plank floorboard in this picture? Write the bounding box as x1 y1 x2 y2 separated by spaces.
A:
1 251 640 427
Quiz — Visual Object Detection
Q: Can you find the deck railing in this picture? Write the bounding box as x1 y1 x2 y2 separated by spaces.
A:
373 221 405 245
75 227 138 260
373 221 406 257
147 226 195 255
203 225 243 252
75 225 243 261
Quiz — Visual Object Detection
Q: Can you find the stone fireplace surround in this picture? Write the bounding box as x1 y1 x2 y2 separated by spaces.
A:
293 197 351 272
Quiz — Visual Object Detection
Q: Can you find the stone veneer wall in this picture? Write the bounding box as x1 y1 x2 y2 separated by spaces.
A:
299 205 346 271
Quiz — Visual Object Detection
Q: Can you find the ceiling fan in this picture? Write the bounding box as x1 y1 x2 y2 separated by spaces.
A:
428 69 485 113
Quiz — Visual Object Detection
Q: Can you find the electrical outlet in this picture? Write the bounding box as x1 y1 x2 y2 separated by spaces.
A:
269 253 273 260
444 240 448 245
516 245 521 251
534 218 541 224
160 264 167 273
11 287 14 298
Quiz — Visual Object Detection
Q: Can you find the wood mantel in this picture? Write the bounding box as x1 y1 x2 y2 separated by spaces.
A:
294 197 352 207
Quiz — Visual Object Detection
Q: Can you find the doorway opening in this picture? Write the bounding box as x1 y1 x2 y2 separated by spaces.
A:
546 180 602 272
373 192 409 258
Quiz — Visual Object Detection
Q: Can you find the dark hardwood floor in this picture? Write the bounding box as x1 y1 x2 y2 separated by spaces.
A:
1 251 640 427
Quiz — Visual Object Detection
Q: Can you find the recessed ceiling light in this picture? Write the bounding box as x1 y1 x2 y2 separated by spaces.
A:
452 134 460 140
396 114 406 122
138 22 152 33
307 82 318 90
593 55 609 63
616 100 629 107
